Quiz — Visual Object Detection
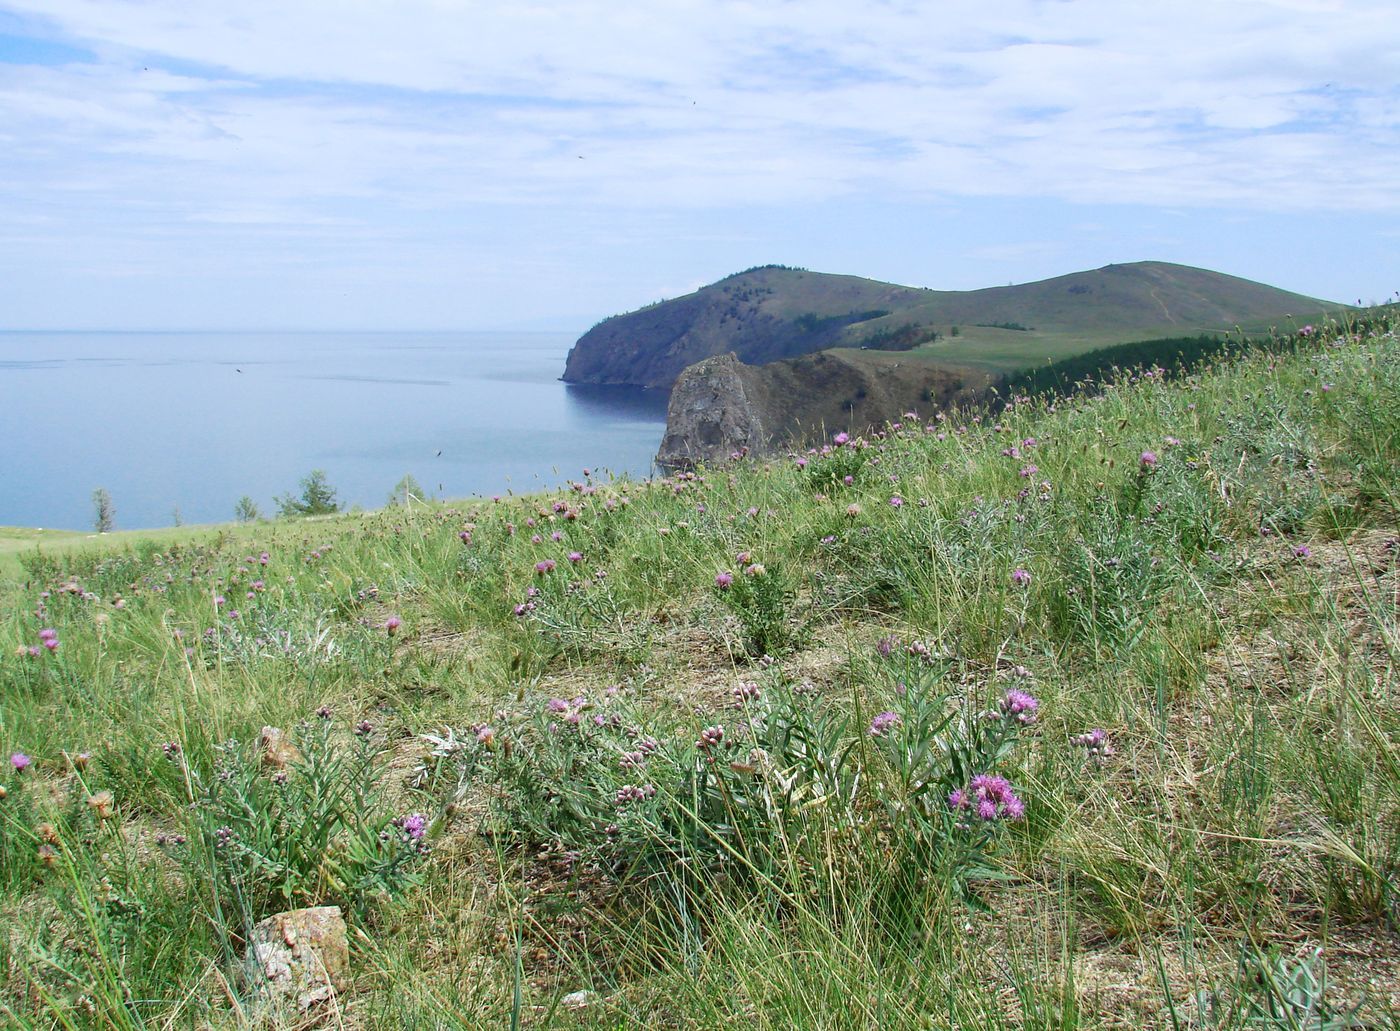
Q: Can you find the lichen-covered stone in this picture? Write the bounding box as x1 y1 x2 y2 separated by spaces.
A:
244 906 349 1014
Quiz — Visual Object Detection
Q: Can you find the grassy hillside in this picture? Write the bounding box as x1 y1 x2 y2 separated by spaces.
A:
2 312 1398 1028
0 523 279 583
563 262 1344 388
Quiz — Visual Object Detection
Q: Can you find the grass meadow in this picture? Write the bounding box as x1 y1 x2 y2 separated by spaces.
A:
1 312 1397 1028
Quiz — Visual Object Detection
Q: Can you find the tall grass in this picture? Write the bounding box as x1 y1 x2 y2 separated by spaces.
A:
1 313 1397 1027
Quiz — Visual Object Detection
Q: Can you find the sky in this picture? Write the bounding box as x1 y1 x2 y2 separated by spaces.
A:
1 0 1398 331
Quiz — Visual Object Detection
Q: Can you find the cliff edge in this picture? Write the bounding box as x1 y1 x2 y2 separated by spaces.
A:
656 349 991 470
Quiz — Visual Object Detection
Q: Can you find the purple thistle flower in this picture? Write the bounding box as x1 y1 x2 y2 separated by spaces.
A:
1001 689 1039 724
868 711 902 737
950 772 1025 822
696 725 724 751
1072 728 1114 764
1011 567 1031 586
11 752 32 773
384 615 402 635
1140 450 1158 468
400 813 427 840
715 571 733 589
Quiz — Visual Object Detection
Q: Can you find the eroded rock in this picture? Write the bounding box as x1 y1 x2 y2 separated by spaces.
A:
656 348 991 471
656 353 768 470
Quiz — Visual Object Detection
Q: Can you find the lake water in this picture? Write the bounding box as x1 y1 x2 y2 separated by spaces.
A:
0 331 669 531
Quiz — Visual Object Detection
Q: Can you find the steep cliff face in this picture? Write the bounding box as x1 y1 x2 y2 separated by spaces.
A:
656 350 991 470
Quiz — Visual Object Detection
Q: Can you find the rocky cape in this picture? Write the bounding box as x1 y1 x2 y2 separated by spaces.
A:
563 261 1335 392
656 349 990 470
565 260 1340 469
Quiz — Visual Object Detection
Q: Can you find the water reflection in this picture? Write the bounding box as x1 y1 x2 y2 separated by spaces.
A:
563 383 670 421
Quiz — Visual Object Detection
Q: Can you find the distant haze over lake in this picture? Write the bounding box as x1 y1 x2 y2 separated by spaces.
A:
0 332 669 531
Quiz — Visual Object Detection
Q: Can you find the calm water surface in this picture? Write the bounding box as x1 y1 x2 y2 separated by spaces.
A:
0 332 668 530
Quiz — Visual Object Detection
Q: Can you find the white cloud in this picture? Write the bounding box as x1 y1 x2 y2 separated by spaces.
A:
2 0 1396 215
0 0 1396 324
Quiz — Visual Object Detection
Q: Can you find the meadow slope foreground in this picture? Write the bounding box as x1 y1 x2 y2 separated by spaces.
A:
2 313 1398 1029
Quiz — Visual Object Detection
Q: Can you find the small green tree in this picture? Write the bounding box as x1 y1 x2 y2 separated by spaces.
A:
234 496 262 522
92 488 115 533
275 470 342 517
387 473 426 507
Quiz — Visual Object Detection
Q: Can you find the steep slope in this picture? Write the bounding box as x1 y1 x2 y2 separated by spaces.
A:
563 262 1341 390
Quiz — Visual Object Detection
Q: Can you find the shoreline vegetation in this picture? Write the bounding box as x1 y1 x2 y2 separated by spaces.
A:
2 309 1398 1027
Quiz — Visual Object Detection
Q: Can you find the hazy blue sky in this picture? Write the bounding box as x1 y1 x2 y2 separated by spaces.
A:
2 1 1397 330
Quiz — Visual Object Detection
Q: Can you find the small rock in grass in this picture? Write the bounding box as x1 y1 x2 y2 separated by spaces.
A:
244 906 348 1014
561 989 595 1010
259 726 301 769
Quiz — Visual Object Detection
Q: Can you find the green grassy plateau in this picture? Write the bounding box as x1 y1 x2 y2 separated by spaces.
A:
2 312 1397 1029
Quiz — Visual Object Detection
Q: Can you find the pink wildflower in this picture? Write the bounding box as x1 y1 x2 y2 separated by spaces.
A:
1001 689 1039 724
868 711 902 737
950 773 1024 822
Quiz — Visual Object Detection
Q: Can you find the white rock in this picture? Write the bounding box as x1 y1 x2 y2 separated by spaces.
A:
561 990 595 1010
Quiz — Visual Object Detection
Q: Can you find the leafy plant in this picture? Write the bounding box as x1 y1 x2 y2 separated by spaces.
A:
714 558 798 656
177 713 431 926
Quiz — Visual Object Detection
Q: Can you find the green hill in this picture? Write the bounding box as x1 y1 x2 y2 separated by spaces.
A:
562 261 1344 388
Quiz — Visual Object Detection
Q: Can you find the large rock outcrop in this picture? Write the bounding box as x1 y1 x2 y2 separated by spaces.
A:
655 354 770 468
656 349 992 470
